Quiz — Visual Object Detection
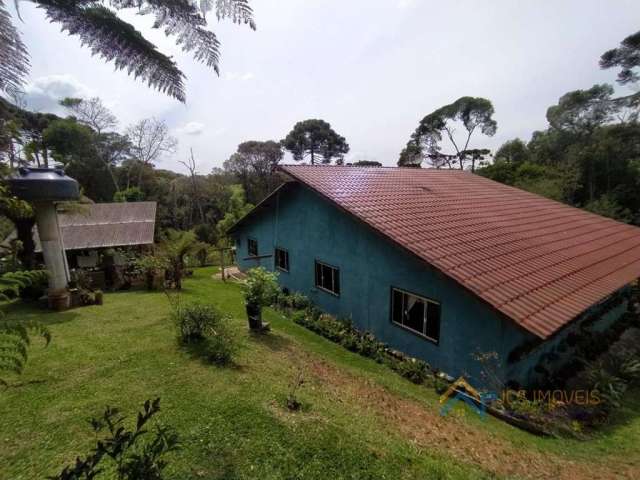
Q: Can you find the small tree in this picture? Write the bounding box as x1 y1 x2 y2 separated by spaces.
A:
282 119 350 165
159 230 197 290
241 267 279 330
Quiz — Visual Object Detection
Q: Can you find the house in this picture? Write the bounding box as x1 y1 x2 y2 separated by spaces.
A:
230 166 640 388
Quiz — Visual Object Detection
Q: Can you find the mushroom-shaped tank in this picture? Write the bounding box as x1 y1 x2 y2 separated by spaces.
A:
9 167 80 202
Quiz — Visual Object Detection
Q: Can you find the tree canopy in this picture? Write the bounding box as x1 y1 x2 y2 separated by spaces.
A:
282 119 350 165
398 96 497 172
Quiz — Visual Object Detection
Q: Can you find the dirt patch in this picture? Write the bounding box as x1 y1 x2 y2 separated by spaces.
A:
290 349 638 480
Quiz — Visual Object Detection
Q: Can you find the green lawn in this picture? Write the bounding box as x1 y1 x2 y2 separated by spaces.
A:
1 267 639 479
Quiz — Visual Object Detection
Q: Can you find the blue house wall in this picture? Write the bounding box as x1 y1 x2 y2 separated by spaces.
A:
233 183 629 388
233 183 545 387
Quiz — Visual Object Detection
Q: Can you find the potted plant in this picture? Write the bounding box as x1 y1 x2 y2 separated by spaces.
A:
241 267 279 331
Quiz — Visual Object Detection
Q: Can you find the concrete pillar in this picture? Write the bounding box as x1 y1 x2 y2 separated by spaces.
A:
34 202 69 291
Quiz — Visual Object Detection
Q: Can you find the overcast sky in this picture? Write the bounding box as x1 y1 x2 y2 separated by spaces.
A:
8 0 640 174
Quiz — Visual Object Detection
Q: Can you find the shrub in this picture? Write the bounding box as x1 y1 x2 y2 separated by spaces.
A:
134 255 169 290
390 357 430 384
51 398 178 480
172 302 236 365
242 267 280 308
290 292 311 310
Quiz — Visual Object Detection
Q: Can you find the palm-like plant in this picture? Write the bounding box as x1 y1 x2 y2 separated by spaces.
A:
0 0 255 102
160 229 197 289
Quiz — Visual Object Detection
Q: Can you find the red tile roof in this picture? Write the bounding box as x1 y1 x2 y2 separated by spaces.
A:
280 165 640 339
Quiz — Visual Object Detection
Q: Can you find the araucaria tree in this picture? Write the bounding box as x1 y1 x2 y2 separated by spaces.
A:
399 97 497 172
0 0 255 102
282 119 349 165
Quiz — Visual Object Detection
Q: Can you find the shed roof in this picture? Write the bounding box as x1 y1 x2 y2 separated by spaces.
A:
274 165 640 339
34 201 156 251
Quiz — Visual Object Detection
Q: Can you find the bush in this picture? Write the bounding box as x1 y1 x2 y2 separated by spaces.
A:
291 308 434 386
242 267 280 308
389 357 430 384
290 292 311 310
172 302 236 365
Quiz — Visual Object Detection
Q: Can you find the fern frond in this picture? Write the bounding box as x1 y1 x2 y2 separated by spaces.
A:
35 0 187 102
214 0 254 29
0 336 29 361
111 1 222 73
0 0 30 95
0 319 51 385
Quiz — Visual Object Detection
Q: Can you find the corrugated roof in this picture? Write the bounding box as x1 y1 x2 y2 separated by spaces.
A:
278 165 640 339
34 202 156 251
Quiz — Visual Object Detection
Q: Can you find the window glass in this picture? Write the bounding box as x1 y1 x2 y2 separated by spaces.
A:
405 296 425 333
426 302 441 340
391 288 440 343
275 248 289 271
247 238 258 256
315 261 340 295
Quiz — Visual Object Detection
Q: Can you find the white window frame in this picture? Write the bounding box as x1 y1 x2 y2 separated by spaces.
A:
314 260 340 296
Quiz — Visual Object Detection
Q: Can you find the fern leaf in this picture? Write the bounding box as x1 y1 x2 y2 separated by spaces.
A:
35 1 187 102
0 0 30 95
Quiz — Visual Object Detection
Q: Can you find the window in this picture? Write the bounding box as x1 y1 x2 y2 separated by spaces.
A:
247 238 258 257
314 260 340 295
275 248 289 272
391 288 440 343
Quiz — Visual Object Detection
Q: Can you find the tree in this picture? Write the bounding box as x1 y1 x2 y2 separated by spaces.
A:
223 140 283 203
351 160 382 167
59 97 117 134
1 0 255 102
282 119 349 165
179 148 205 224
399 97 497 172
546 84 618 135
113 186 144 202
126 117 177 187
160 229 197 290
494 138 530 164
600 30 640 87
216 185 253 245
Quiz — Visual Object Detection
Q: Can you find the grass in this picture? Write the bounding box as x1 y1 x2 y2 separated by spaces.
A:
1 267 639 479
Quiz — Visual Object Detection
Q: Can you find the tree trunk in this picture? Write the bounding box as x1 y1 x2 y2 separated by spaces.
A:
310 148 315 165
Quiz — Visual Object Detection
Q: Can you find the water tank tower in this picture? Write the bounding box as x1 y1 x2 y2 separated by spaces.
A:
9 168 80 309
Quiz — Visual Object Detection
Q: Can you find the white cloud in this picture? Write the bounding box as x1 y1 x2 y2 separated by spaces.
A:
176 121 205 135
223 71 255 81
22 74 94 114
